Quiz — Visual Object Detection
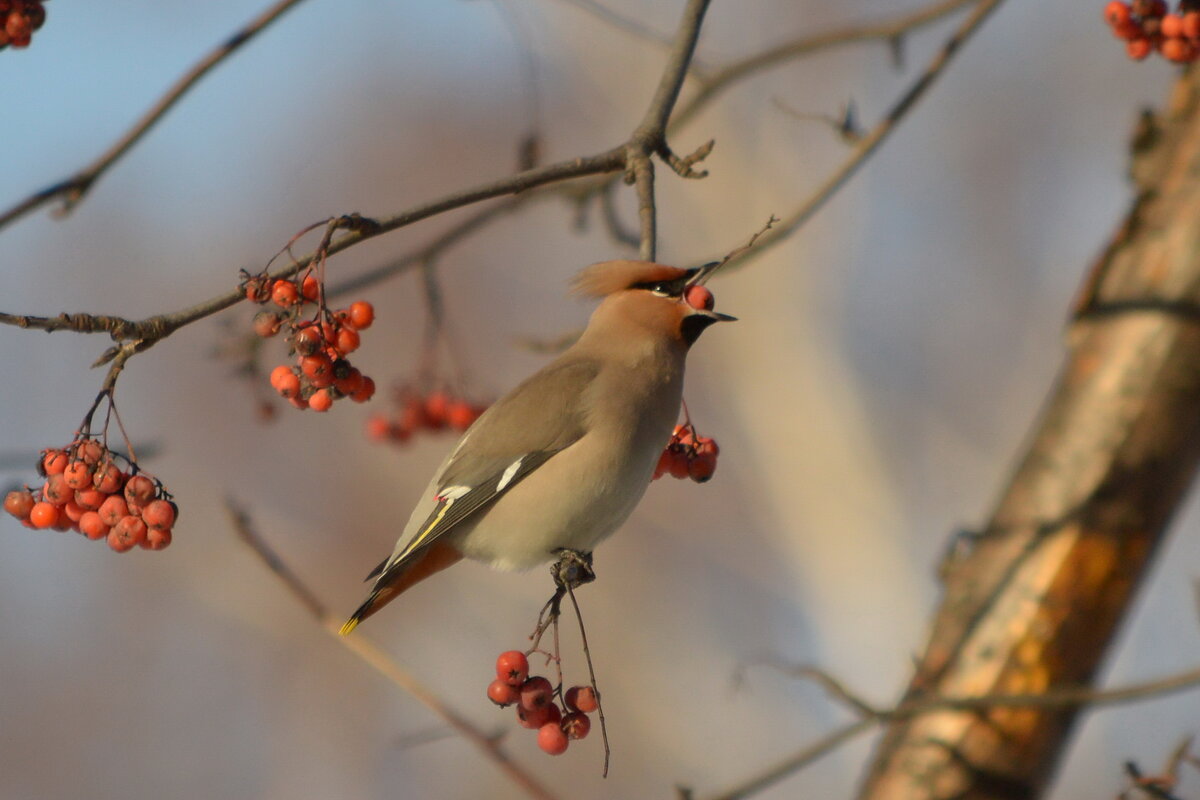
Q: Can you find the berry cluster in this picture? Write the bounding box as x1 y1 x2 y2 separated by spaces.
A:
1106 0 1200 62
0 1 47 50
365 387 488 444
486 651 597 756
653 423 719 483
243 271 377 412
3 438 176 552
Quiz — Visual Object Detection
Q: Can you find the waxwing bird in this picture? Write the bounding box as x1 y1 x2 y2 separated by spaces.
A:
340 259 734 634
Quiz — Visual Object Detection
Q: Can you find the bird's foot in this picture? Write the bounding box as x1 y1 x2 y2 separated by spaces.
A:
551 549 595 591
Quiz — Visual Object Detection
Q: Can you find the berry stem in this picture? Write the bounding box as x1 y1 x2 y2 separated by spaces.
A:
564 584 611 777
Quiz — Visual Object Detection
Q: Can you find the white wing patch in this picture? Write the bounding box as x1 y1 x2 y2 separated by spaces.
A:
435 485 471 502
495 457 524 493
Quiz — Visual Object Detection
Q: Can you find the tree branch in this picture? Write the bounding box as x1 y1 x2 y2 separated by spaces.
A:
226 499 561 800
0 0 311 232
718 0 1003 271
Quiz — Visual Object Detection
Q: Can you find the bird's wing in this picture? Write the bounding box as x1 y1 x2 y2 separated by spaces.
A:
364 357 601 583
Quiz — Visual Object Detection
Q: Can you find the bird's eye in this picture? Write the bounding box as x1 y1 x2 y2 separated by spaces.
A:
650 283 670 296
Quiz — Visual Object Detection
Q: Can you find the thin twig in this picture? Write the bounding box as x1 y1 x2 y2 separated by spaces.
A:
719 0 1002 271
626 0 713 260
565 584 611 777
670 0 978 131
700 719 877 800
703 659 1200 800
0 0 311 232
226 499 561 800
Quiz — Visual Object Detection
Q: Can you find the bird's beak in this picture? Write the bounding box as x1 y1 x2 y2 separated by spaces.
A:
685 260 724 288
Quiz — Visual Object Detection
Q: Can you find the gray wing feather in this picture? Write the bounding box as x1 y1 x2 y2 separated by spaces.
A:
371 357 601 580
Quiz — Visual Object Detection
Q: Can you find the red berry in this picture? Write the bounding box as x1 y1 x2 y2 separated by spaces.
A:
365 415 392 442
6 11 31 39
270 365 302 399
29 502 59 529
688 450 718 483
1162 12 1185 37
300 274 320 303
62 500 86 523
98 494 129 528
333 367 364 397
1183 11 1200 38
446 400 479 431
4 489 34 519
92 462 124 494
110 515 147 549
1127 36 1153 59
564 685 598 713
292 325 323 356
695 436 719 457
143 527 173 550
76 440 105 465
516 702 561 730
42 474 73 505
667 446 691 480
424 391 451 427
1162 36 1195 61
348 301 375 330
496 650 530 686
41 449 68 476
300 353 334 388
124 475 156 506
63 460 92 490
652 447 671 480
350 375 376 403
487 679 521 707
520 676 554 710
271 279 300 308
684 284 715 311
308 388 334 412
561 711 591 740
253 311 283 338
334 327 360 355
142 499 177 530
537 722 570 755
1104 1 1132 26
78 511 109 541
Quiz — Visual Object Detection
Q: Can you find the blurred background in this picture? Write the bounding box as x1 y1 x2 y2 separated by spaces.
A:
1 1 1197 798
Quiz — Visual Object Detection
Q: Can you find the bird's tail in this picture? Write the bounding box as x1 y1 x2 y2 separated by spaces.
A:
339 542 463 635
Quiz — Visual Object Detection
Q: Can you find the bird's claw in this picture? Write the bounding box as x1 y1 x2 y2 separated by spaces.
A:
551 549 595 591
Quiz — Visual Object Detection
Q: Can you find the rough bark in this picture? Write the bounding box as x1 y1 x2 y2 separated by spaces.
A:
857 65 1200 800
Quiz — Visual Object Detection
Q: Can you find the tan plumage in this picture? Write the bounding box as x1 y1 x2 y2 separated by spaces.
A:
340 259 733 634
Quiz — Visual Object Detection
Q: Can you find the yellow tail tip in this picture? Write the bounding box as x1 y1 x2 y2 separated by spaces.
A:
338 618 359 636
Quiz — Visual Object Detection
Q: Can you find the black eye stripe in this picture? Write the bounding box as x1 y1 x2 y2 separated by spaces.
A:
631 274 692 296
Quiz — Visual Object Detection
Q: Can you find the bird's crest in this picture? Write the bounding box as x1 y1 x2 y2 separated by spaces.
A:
571 260 690 298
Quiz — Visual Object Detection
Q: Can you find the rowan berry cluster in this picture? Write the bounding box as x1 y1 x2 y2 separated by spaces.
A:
486 650 597 756
3 438 176 552
0 0 47 50
365 387 488 444
243 271 378 412
654 423 719 483
1105 0 1200 62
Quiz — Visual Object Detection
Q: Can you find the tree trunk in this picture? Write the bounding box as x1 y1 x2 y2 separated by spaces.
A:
857 65 1200 800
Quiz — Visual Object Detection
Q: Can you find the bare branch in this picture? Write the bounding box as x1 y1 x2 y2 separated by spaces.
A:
226 499 561 800
705 660 1200 800
0 0 311 232
671 0 978 131
717 0 1002 271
